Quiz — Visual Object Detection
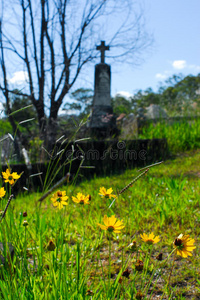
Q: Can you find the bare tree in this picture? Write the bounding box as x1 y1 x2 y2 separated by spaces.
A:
0 0 153 148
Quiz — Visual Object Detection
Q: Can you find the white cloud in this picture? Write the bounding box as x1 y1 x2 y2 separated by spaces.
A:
9 71 28 84
172 60 186 70
155 73 168 80
114 91 133 100
58 108 78 116
188 64 200 71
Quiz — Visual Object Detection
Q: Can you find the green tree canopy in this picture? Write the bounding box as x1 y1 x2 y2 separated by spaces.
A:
63 88 93 118
4 89 38 138
112 95 133 115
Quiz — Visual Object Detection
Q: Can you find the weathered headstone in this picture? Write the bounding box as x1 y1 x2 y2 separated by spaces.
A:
145 104 168 119
119 113 138 139
90 41 117 137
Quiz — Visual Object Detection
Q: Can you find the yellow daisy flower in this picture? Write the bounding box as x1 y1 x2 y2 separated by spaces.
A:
99 187 116 199
51 190 68 209
2 168 21 185
174 234 196 258
97 215 125 233
0 187 6 198
140 232 160 244
72 192 90 205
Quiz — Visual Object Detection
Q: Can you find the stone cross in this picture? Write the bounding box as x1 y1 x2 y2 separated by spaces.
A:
96 41 110 63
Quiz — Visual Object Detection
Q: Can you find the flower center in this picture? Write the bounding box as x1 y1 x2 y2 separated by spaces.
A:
8 176 13 181
56 197 62 203
174 238 184 249
107 226 114 232
147 240 154 245
79 200 84 205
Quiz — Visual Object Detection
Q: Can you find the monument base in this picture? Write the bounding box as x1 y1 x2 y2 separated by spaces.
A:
90 105 118 138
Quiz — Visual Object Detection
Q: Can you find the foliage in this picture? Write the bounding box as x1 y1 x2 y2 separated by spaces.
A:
0 119 12 136
132 73 200 116
132 88 160 110
4 90 38 138
64 88 93 118
29 137 43 163
112 95 133 115
160 74 200 114
139 117 200 153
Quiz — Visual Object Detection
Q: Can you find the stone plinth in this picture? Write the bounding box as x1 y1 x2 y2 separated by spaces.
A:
93 63 111 106
90 63 117 136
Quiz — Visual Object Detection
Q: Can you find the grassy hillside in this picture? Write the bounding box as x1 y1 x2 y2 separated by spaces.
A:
0 149 199 299
139 118 200 153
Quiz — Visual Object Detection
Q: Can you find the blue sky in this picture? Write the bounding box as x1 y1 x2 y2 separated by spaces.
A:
73 0 200 98
111 0 200 96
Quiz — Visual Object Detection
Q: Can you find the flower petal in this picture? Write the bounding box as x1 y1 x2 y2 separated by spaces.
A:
97 223 107 230
103 215 109 226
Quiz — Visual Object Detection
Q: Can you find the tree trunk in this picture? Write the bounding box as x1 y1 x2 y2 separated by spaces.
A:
45 117 58 152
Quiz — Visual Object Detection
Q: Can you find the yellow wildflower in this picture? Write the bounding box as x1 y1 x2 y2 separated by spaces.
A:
140 232 160 244
174 233 196 258
51 190 68 209
72 193 90 205
99 187 116 199
97 215 124 233
2 168 21 185
0 187 6 198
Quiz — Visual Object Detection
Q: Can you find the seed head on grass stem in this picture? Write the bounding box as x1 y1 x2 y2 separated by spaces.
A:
47 240 56 251
0 194 14 222
23 220 29 227
136 290 143 299
128 240 137 252
135 260 144 271
108 168 149 209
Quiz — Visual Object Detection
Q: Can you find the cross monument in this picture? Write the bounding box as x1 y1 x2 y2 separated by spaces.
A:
96 41 110 63
90 40 117 137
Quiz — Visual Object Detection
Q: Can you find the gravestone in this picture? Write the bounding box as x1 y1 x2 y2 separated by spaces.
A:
145 104 168 119
90 41 117 137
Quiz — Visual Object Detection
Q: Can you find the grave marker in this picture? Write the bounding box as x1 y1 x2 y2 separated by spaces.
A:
90 41 117 137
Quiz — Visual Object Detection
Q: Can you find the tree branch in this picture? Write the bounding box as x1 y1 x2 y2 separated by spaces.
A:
27 0 40 83
0 20 23 144
39 0 46 105
21 0 35 102
45 12 56 108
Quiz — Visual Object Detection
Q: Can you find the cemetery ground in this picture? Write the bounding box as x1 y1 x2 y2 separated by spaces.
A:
0 148 199 299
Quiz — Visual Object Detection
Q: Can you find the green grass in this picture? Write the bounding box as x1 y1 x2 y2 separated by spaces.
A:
138 117 200 153
0 150 200 299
